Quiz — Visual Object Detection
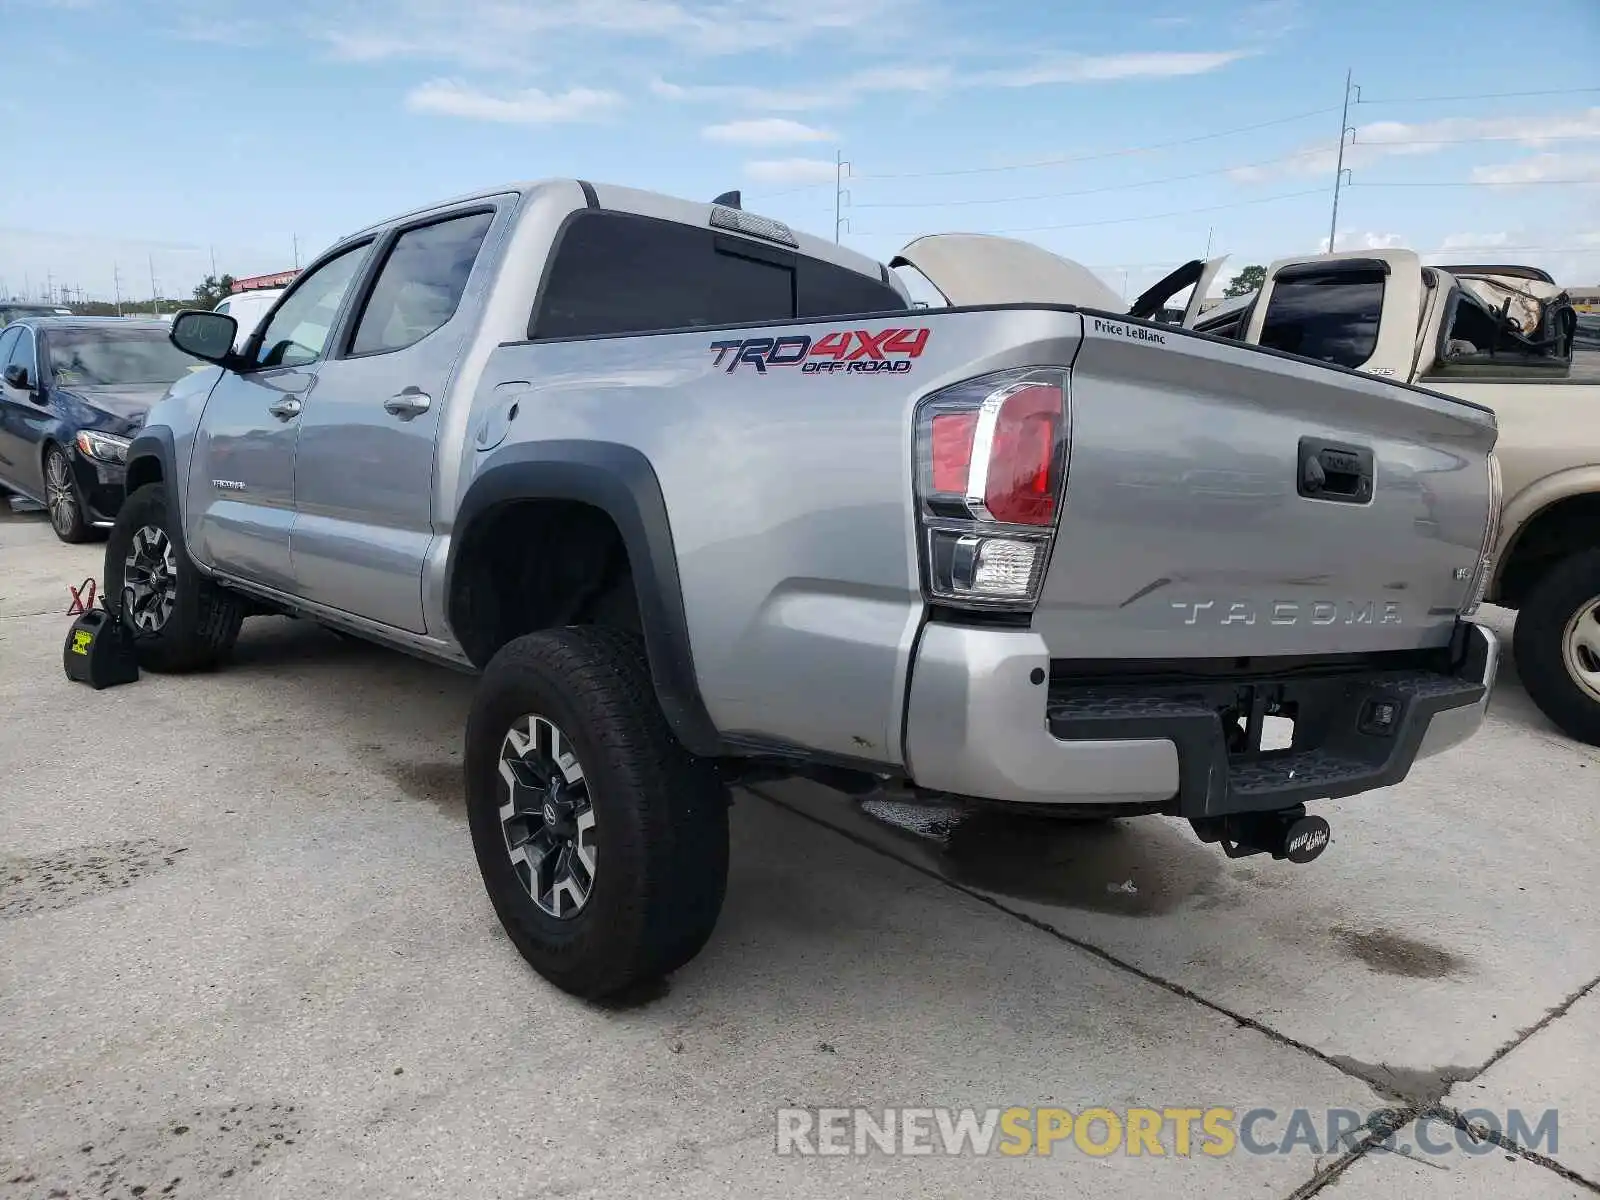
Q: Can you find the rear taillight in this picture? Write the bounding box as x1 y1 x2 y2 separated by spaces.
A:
1462 450 1503 617
913 368 1070 610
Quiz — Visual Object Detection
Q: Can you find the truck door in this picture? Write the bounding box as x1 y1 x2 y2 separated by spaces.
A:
1241 249 1427 380
287 204 502 634
1124 256 1231 326
185 241 373 590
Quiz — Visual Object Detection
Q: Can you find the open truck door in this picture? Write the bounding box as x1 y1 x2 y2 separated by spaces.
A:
1126 256 1232 327
1240 249 1427 379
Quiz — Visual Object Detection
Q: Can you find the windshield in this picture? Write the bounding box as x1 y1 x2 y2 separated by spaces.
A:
47 327 202 387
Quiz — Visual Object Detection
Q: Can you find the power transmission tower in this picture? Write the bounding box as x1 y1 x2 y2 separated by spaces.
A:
113 262 123 316
149 254 160 317
1327 70 1360 253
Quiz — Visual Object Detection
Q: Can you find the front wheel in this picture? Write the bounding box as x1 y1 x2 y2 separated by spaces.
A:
1512 548 1600 747
44 444 92 544
103 483 245 672
465 627 729 1000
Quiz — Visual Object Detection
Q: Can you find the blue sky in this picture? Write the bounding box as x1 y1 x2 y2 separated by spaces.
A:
2 0 1596 305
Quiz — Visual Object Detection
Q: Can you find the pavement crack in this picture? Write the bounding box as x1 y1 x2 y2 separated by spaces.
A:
748 785 1381 1087
1419 1103 1600 1193
750 789 1600 1199
1469 970 1600 1081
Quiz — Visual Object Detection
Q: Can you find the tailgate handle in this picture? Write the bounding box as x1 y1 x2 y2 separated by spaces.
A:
1298 438 1373 504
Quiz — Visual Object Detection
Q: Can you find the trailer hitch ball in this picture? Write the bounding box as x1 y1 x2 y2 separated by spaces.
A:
1281 814 1331 863
1192 806 1332 863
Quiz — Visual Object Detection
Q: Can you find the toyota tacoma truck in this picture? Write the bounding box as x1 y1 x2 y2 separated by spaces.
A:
1114 246 1599 746
106 181 1499 1000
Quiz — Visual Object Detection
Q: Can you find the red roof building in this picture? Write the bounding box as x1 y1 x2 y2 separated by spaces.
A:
232 270 300 294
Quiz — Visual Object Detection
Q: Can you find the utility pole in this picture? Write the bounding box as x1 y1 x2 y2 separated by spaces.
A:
292 234 300 269
210 244 218 278
149 254 160 317
46 271 55 305
113 262 123 316
834 150 851 243
1327 69 1359 253
1204 226 1214 259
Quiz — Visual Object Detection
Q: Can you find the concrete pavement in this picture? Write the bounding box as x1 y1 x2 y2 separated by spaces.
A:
2 506 1595 1198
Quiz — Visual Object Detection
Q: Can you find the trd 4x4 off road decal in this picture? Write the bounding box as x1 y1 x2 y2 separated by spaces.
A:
708 328 930 375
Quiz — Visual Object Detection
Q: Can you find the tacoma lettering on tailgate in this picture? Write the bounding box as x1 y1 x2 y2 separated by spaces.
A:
1170 600 1404 627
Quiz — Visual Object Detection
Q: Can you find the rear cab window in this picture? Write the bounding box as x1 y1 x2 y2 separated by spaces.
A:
1257 262 1385 370
530 211 904 340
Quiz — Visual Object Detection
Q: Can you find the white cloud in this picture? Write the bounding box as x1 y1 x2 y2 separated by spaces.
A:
658 47 1247 113
1471 153 1600 186
654 64 952 112
1234 0 1302 41
1232 108 1600 182
315 0 908 68
405 79 624 124
1316 230 1405 253
743 158 839 185
980 49 1251 87
703 118 834 146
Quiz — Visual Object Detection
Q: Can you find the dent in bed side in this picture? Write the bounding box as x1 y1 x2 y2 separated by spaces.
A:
445 439 722 757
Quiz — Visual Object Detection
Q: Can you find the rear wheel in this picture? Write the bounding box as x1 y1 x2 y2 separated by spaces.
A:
465 627 728 1000
103 483 245 672
1513 548 1600 747
44 445 92 544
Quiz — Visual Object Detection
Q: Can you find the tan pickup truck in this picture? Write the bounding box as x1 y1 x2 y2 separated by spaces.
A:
1158 250 1599 746
896 238 1599 745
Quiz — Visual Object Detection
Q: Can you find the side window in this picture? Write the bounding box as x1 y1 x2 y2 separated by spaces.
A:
1258 265 1385 369
255 243 370 369
797 258 905 319
531 212 793 339
6 328 36 382
350 210 495 356
0 327 20 374
214 300 231 315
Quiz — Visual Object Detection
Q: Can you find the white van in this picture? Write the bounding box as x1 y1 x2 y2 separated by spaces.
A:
213 288 284 351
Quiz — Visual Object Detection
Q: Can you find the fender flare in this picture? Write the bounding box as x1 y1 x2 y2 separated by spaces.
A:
446 440 722 758
123 426 195 556
1491 465 1600 595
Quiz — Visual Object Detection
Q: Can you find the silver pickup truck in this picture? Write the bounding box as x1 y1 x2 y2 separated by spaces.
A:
108 179 1500 999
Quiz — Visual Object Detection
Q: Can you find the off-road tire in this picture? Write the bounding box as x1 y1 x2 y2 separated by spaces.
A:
465 627 729 1000
1512 548 1600 747
103 482 245 673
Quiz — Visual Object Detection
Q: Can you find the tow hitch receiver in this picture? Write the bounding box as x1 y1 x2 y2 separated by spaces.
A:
1190 806 1331 864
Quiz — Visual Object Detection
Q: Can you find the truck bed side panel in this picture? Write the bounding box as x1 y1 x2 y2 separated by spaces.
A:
465 309 1084 764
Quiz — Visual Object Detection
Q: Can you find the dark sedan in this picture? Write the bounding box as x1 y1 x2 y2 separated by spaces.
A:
0 317 204 542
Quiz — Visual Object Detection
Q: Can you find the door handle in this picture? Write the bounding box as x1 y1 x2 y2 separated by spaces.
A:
266 396 303 421
1297 437 1374 503
384 387 432 419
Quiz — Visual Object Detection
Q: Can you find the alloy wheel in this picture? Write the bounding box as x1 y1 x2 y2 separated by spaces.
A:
45 450 77 537
497 714 597 919
1561 594 1600 704
123 525 179 633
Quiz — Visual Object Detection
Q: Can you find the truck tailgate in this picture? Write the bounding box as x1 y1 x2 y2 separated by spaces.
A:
1033 315 1497 659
